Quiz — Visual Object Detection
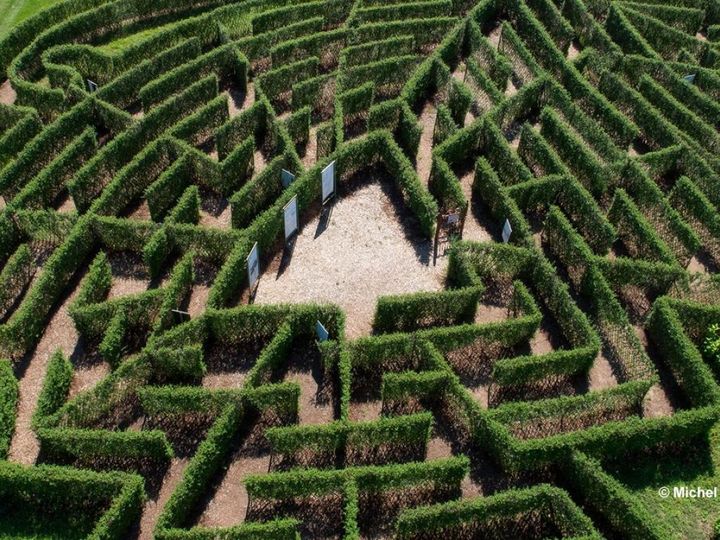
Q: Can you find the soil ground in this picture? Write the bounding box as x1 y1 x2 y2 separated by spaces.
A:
197 453 270 528
348 399 383 423
587 351 619 392
415 102 437 187
134 458 189 540
226 82 254 118
253 180 446 338
69 362 111 399
8 268 87 464
107 252 151 298
198 191 231 229
302 126 319 169
0 79 16 105
634 325 679 418
281 348 336 425
458 170 498 243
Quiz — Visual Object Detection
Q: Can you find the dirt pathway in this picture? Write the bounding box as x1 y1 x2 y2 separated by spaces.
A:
197 454 271 527
302 126 318 170
227 82 254 118
0 80 16 105
415 102 437 187
8 277 84 464
136 458 189 540
459 171 495 243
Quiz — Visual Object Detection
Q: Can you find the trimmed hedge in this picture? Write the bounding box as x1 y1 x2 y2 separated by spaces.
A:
0 460 145 540
0 243 35 321
0 359 18 459
33 349 73 428
396 483 600 539
373 287 484 334
565 451 667 539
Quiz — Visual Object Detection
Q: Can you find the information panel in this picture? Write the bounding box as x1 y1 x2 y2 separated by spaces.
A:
321 161 336 204
502 219 512 244
281 169 296 188
316 320 329 342
247 242 260 291
284 195 299 242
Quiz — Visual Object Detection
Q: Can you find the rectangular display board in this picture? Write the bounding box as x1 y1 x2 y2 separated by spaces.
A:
321 161 336 204
247 242 260 292
284 195 299 242
281 169 296 188
502 219 512 244
316 320 329 342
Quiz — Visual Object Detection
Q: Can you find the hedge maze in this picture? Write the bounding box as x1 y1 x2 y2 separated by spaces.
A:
1 0 720 537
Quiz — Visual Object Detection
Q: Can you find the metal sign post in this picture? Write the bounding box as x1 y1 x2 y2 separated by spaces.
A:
502 219 512 244
283 195 299 243
247 242 260 299
321 161 336 205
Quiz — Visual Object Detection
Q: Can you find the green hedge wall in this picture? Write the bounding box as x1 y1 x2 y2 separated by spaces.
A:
395 483 600 539
373 287 484 334
0 359 18 459
0 460 145 540
33 350 73 429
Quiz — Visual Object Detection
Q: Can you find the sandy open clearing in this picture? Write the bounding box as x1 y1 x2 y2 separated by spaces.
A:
254 180 446 338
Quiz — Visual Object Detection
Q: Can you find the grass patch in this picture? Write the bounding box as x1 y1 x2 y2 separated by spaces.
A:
0 0 61 38
98 26 166 53
603 423 720 539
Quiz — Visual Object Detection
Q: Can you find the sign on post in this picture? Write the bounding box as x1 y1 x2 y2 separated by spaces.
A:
172 309 191 324
281 169 296 189
283 195 299 242
683 73 696 84
315 320 329 342
87 79 99 93
502 219 512 244
247 242 260 292
321 161 336 205
447 213 460 226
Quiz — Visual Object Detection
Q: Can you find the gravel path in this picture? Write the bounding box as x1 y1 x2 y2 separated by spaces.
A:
254 181 446 338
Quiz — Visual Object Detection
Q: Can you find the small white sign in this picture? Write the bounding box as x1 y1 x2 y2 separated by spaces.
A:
316 320 329 342
171 309 191 323
87 79 98 93
283 195 299 242
321 161 336 204
683 73 696 84
281 169 295 188
502 219 512 244
247 242 260 291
